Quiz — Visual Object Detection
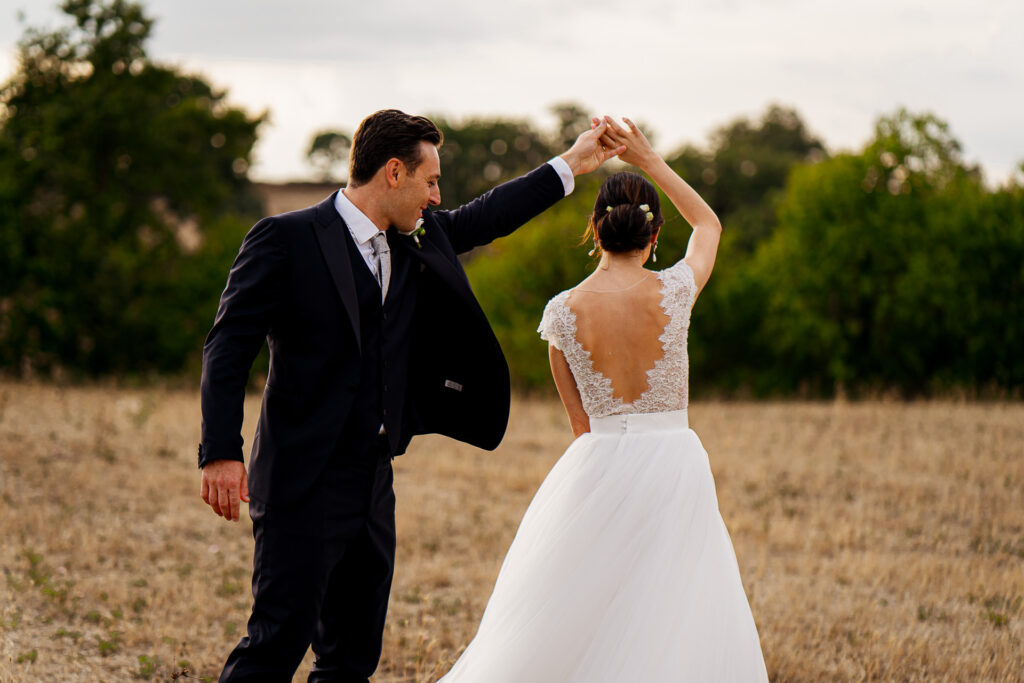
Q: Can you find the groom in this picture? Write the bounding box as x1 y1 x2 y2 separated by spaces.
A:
198 108 622 681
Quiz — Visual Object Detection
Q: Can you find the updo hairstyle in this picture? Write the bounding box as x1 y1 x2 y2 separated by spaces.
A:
584 172 664 254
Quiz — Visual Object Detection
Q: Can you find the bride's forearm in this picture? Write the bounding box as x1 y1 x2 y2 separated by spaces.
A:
642 157 721 234
569 415 591 438
642 155 721 293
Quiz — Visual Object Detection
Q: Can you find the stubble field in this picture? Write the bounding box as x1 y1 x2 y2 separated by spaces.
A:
0 382 1022 681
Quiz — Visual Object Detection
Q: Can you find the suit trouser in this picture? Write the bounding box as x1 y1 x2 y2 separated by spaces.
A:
220 447 396 683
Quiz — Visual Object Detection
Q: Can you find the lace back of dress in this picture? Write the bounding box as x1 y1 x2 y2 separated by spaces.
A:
538 261 697 419
567 281 668 406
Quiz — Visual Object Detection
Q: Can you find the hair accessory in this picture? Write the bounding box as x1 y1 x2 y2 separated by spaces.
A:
640 204 649 211
605 206 613 213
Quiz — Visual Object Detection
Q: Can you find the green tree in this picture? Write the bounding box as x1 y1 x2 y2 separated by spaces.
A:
306 129 351 182
549 101 592 151
465 106 1024 396
660 105 827 393
431 115 554 209
0 0 264 376
665 104 827 255
753 109 1022 394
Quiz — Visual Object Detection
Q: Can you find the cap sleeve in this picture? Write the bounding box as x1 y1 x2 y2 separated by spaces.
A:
537 292 568 350
659 260 697 312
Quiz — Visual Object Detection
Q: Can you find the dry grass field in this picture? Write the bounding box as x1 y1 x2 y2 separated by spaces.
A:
0 381 1022 681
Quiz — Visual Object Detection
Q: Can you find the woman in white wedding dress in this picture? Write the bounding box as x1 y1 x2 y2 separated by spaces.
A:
439 117 768 682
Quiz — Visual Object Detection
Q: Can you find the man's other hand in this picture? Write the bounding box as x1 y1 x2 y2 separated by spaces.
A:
200 459 250 522
559 119 626 177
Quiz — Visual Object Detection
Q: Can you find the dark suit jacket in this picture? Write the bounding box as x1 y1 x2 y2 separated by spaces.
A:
199 163 566 504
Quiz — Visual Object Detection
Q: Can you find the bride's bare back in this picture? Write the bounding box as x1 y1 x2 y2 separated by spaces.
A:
567 274 669 405
539 260 696 419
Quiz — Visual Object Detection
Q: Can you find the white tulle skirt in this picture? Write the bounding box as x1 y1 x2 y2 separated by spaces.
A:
438 410 768 682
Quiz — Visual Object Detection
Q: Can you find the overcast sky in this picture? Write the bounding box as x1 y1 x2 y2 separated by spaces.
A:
1 0 1021 184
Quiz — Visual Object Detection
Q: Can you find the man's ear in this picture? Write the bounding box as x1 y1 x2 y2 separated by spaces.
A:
384 158 403 188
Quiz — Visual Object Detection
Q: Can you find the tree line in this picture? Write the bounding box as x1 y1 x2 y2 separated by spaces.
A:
468 108 1024 396
0 0 261 376
2 0 1022 396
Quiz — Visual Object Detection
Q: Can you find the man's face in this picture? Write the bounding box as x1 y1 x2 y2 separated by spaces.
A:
392 141 441 231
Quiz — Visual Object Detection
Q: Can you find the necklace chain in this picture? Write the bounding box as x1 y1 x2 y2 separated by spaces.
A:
575 272 653 293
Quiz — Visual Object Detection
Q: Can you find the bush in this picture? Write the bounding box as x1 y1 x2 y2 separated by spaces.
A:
0 0 263 376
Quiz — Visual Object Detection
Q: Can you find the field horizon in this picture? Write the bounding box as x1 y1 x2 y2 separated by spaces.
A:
1 382 1022 681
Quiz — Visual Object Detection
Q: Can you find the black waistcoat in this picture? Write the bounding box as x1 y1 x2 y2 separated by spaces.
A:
333 227 417 464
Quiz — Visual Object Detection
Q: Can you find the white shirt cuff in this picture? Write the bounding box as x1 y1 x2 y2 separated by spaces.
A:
547 157 575 196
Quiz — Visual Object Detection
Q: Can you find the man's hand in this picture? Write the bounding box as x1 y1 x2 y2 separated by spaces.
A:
595 116 659 170
559 119 627 176
200 459 250 522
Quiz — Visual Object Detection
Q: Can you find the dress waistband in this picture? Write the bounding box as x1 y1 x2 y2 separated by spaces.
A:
589 409 689 434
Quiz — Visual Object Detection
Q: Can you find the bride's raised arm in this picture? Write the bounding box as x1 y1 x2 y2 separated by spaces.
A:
599 117 722 297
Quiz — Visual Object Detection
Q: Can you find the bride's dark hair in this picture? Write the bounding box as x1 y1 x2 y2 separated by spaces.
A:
583 172 664 254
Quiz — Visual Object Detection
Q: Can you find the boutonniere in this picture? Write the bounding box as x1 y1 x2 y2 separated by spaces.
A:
398 218 426 248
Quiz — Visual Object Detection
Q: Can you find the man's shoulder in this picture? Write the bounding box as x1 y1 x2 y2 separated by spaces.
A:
266 192 337 226
242 193 339 250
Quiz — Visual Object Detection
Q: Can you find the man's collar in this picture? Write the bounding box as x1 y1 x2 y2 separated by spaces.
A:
334 189 383 244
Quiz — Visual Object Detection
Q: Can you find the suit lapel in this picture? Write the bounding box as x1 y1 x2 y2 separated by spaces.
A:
392 221 483 314
313 193 361 353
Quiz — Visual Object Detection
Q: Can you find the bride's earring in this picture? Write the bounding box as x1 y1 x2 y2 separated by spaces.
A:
651 241 658 263
588 242 597 257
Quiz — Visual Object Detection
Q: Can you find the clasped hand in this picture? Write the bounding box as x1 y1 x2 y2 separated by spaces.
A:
593 116 658 169
559 119 627 176
561 115 659 174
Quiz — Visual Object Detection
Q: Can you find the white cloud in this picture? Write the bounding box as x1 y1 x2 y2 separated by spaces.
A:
1 0 1021 183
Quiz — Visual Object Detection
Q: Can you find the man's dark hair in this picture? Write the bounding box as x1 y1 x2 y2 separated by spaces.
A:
348 109 443 186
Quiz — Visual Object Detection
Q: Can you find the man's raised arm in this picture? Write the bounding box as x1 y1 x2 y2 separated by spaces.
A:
434 119 626 254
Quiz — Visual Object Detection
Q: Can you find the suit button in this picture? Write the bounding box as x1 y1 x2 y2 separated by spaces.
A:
383 313 388 321
383 384 389 391
382 409 388 416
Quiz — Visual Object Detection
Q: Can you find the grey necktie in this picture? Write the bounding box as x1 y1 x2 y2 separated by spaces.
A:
370 232 391 303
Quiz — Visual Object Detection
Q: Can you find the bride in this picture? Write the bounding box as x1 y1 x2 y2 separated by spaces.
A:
439 117 768 682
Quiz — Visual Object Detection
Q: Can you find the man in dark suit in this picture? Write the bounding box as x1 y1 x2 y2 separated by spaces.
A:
198 109 622 681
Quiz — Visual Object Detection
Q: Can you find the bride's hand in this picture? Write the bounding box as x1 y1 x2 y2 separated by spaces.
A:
559 120 626 176
599 116 658 170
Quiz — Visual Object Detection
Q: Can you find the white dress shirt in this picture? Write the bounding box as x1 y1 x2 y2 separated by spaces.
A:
333 156 575 276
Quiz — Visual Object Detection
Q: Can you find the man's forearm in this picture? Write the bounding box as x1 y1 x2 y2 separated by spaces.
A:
440 163 567 254
198 335 257 467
